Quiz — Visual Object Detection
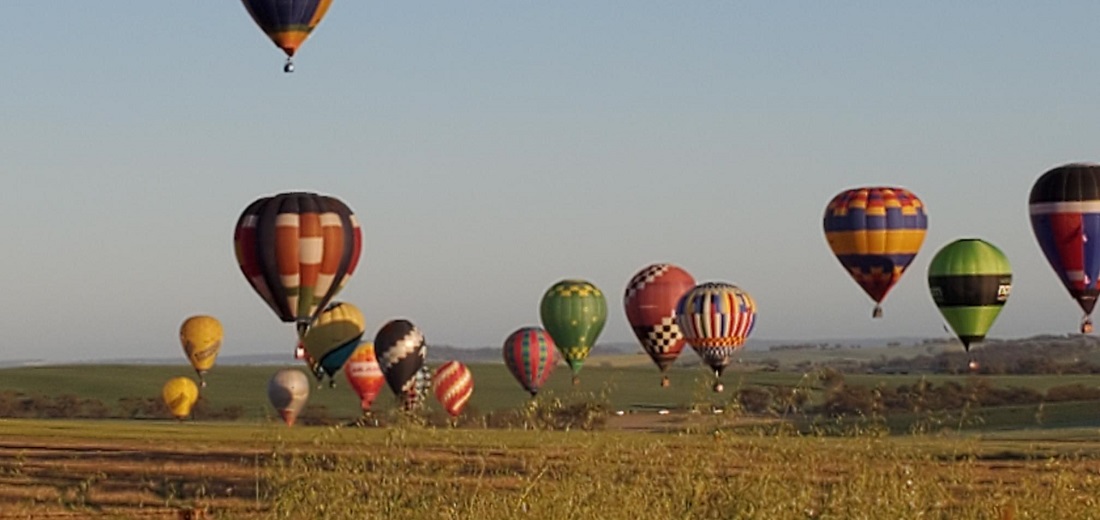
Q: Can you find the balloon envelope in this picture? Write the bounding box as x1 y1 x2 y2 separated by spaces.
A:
1029 163 1100 332
928 239 1012 351
179 315 223 381
344 342 385 412
234 192 362 339
675 282 757 377
540 279 607 376
301 301 365 381
624 264 696 375
268 369 310 426
502 327 557 397
432 361 474 417
241 0 332 57
162 377 199 420
374 319 426 398
824 187 927 317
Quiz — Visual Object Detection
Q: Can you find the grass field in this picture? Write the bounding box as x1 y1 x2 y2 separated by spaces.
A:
2 419 1100 518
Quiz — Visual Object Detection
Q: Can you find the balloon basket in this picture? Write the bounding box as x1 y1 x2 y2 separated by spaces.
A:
713 382 725 393
572 376 580 386
660 376 670 388
872 306 883 318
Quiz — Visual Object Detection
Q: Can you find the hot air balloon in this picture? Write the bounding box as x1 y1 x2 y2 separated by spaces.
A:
374 319 426 409
162 377 199 420
540 279 607 385
241 0 333 72
234 192 362 354
824 187 928 318
268 369 310 427
675 282 757 392
432 361 474 418
344 342 385 414
503 327 557 397
179 315 223 387
301 301 365 385
928 239 1011 364
1029 163 1100 333
624 263 696 387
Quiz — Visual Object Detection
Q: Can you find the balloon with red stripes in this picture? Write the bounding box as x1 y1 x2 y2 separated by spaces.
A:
675 282 757 391
431 361 474 417
502 327 557 397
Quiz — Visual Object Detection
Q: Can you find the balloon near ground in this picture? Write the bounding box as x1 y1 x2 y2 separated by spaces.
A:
624 263 696 387
824 187 928 318
179 315 223 387
344 342 385 413
161 377 199 420
1029 163 1100 334
301 301 365 384
928 239 1012 354
374 319 426 407
502 326 557 397
267 369 310 427
432 361 474 417
540 279 607 384
676 282 758 392
240 0 333 72
233 192 362 347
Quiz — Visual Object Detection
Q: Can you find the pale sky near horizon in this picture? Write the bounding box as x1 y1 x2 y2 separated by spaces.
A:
4 2 1100 362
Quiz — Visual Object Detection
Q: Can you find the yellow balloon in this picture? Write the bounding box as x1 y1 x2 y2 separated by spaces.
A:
162 377 199 419
180 315 223 381
301 302 365 366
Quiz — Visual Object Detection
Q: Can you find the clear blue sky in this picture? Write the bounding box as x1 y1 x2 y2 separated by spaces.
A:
4 2 1100 362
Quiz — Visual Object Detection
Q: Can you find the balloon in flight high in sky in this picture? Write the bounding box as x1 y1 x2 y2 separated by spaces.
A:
502 326 557 397
344 342 385 413
234 192 362 351
241 0 333 72
162 377 199 420
1029 163 1100 334
267 369 310 427
927 239 1012 352
540 279 607 384
824 187 928 318
624 263 696 387
301 301 365 384
179 315 223 387
676 282 757 392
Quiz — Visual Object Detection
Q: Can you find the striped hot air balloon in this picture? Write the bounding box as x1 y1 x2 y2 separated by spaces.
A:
928 239 1011 361
624 263 696 387
675 282 757 392
241 0 333 72
824 187 927 318
432 361 474 418
1029 163 1100 333
301 301 365 384
502 327 557 397
234 192 362 352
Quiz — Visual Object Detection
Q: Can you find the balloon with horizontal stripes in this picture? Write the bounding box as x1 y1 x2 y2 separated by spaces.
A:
823 187 927 318
432 361 474 417
233 192 362 351
927 239 1012 353
241 0 333 72
675 282 757 391
502 327 557 397
1029 163 1100 333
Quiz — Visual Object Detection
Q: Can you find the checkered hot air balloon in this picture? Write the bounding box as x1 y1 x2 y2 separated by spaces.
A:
234 192 362 355
503 327 557 397
675 282 757 392
823 187 927 318
1029 163 1100 334
374 319 426 409
241 0 333 72
432 361 474 418
540 279 607 385
624 263 696 387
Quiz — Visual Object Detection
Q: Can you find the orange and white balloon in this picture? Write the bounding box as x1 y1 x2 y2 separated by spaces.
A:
431 361 473 417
